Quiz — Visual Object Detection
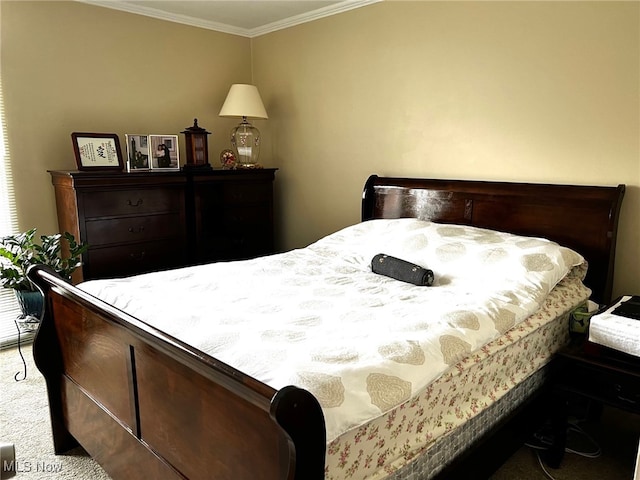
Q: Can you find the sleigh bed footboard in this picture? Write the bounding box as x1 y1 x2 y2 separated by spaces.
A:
28 265 326 480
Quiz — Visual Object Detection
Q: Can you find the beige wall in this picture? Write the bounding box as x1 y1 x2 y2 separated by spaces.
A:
253 1 639 298
1 0 251 233
2 1 638 298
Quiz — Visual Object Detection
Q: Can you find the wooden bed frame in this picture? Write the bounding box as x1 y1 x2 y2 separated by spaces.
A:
29 175 625 480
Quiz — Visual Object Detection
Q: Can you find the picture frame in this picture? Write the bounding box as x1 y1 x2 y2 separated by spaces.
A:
125 134 151 171
71 132 124 171
149 134 180 170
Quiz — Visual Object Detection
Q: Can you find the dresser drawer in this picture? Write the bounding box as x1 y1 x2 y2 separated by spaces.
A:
220 207 271 232
575 365 640 408
557 355 640 411
85 213 183 246
85 240 187 279
221 183 272 205
83 188 183 218
205 233 272 262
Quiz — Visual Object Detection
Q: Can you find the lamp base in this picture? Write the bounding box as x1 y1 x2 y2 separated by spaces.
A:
230 119 262 167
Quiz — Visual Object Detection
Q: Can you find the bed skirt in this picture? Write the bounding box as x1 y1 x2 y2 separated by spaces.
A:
388 361 551 479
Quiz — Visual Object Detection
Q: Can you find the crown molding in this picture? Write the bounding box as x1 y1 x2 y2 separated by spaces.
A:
80 1 250 36
247 0 382 37
79 0 382 38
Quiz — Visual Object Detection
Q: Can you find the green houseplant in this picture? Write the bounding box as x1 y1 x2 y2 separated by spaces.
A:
0 228 87 330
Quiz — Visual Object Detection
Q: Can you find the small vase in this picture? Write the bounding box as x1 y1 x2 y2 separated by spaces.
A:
14 290 44 332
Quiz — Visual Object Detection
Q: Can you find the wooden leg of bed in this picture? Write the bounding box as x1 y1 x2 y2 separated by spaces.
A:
32 302 79 455
542 390 568 469
46 386 80 455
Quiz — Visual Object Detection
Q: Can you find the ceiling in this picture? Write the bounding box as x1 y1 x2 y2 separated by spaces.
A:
82 0 381 38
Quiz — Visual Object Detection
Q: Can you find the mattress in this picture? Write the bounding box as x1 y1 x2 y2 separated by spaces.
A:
325 264 589 478
78 218 587 448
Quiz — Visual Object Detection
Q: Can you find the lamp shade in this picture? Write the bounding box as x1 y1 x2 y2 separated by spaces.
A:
219 84 268 119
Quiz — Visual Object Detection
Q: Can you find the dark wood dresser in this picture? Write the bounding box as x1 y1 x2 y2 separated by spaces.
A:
49 168 277 281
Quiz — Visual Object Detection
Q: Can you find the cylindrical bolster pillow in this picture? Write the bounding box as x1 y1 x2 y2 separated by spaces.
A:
371 254 434 286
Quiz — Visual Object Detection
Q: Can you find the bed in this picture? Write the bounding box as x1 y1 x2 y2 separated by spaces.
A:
29 175 625 480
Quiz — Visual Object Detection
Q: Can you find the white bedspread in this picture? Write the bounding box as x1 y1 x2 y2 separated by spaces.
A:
78 219 584 442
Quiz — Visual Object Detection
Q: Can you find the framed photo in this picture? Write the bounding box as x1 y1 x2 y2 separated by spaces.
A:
125 134 150 171
71 132 124 171
150 135 180 170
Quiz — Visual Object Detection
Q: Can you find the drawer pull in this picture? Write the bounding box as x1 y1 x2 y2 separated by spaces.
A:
127 199 144 207
614 384 639 406
128 226 145 234
130 251 146 261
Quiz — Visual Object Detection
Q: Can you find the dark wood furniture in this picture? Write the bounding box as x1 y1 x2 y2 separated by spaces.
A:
546 306 640 467
187 169 275 264
30 175 624 480
49 169 277 281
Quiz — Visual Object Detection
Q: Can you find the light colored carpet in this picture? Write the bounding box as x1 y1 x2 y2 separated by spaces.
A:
0 343 110 479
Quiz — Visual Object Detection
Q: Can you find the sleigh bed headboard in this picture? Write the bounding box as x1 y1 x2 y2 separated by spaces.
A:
362 175 625 305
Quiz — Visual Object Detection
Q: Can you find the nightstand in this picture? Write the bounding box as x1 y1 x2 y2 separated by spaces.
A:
544 298 640 467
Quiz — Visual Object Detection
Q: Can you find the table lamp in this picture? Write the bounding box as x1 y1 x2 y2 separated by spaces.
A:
219 84 268 168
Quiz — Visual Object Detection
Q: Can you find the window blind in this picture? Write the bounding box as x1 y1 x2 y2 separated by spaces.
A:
0 68 23 347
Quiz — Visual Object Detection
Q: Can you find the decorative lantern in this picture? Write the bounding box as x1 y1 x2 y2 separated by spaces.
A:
181 118 211 170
